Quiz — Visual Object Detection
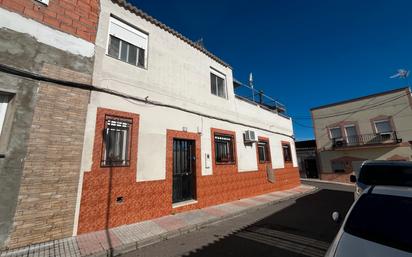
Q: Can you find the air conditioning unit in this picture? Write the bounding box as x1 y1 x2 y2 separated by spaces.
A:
379 132 392 137
379 132 392 140
334 138 344 147
244 130 257 143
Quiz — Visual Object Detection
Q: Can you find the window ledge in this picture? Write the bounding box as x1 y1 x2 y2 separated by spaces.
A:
216 162 236 165
172 199 198 208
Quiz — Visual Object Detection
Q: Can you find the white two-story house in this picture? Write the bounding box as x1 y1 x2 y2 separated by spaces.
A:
74 0 300 234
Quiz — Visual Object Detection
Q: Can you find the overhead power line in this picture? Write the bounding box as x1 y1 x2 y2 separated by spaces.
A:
292 91 411 120
0 63 294 139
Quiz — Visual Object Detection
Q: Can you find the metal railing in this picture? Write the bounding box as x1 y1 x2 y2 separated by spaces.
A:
332 131 402 149
233 79 287 115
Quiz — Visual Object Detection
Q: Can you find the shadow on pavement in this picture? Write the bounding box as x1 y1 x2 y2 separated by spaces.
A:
185 189 353 257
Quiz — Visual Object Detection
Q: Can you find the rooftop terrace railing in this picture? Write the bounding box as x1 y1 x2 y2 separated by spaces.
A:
233 79 287 116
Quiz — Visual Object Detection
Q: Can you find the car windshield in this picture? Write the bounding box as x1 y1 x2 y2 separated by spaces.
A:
358 165 412 186
344 193 412 253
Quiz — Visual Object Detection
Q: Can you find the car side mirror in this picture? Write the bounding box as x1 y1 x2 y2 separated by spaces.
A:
332 211 340 223
350 175 356 183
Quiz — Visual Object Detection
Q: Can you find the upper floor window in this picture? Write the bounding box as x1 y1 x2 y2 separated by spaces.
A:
0 94 10 137
282 142 292 163
344 125 358 145
258 140 271 163
107 17 148 68
214 134 235 164
101 115 132 167
210 71 227 98
329 127 342 139
0 93 14 153
374 120 393 134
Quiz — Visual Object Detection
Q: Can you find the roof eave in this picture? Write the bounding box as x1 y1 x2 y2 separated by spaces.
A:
111 0 232 69
310 86 411 111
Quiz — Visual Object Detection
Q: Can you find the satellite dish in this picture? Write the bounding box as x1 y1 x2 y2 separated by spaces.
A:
390 69 410 79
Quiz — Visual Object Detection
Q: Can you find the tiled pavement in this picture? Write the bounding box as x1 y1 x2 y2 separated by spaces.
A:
1 185 316 257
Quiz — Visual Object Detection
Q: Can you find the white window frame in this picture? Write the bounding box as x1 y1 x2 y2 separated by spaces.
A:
344 124 358 145
329 127 342 139
210 68 227 99
106 16 149 69
373 119 393 134
0 94 10 137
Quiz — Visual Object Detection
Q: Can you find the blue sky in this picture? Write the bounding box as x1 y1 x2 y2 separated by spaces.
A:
130 0 412 140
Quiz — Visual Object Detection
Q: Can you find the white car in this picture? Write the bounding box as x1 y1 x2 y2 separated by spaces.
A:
325 185 412 257
351 160 412 200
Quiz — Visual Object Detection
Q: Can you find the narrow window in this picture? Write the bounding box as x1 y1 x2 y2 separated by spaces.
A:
214 134 235 164
108 17 148 68
345 125 358 145
137 47 145 67
128 44 138 65
101 115 132 167
0 94 10 136
120 40 128 62
258 140 271 163
329 127 342 139
0 93 14 152
210 72 226 98
108 36 120 58
332 161 345 173
282 143 292 163
374 120 392 134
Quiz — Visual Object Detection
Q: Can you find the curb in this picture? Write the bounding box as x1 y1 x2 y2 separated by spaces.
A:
92 186 318 257
300 178 355 187
0 187 317 257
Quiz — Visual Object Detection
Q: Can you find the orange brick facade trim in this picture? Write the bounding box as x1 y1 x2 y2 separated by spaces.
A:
210 128 238 171
256 136 271 169
77 109 300 234
1 0 99 42
281 140 293 168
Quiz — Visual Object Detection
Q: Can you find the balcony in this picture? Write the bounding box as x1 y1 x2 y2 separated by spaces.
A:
233 79 287 116
332 131 402 149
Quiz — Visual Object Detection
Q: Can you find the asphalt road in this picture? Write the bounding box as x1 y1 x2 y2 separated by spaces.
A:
123 181 354 257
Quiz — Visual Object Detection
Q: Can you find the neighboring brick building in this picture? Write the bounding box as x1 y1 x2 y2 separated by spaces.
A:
0 0 98 249
311 87 412 183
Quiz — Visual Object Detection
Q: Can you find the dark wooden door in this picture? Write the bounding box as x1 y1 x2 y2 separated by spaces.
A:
305 159 319 178
173 139 196 203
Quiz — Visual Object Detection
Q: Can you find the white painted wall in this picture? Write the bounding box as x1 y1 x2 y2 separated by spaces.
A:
81 93 296 181
74 0 297 235
78 0 297 181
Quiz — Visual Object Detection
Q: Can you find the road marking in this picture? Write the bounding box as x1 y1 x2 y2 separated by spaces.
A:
236 226 329 257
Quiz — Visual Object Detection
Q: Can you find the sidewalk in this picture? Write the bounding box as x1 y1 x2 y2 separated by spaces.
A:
1 185 316 257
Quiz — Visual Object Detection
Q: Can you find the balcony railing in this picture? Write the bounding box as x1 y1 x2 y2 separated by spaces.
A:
332 131 402 149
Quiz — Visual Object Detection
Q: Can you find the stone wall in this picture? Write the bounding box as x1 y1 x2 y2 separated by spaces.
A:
7 66 91 248
0 28 93 249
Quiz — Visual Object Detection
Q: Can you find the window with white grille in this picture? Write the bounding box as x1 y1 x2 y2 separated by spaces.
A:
214 134 235 164
101 116 132 167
